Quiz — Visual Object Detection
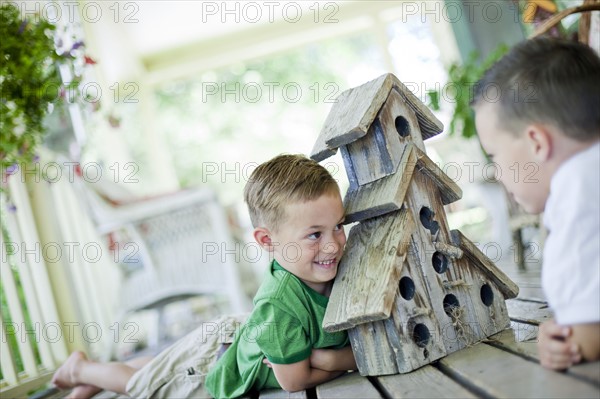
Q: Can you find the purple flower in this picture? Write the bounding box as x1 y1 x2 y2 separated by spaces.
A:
6 164 18 175
18 19 27 34
71 41 85 51
8 203 17 213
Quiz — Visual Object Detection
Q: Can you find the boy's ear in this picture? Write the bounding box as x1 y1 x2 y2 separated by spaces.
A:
525 124 552 162
253 227 274 250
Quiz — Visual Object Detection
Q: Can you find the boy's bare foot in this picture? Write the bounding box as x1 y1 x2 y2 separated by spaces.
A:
66 384 102 399
52 351 87 389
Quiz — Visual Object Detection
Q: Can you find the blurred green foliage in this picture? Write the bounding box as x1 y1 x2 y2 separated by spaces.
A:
0 3 61 172
427 44 509 140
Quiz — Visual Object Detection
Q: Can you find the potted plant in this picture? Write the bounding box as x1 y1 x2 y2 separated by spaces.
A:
0 3 65 174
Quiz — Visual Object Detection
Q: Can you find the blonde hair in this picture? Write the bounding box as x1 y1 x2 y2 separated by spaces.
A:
244 154 340 231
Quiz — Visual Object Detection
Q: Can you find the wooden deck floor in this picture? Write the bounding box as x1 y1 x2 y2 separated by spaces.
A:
32 259 600 399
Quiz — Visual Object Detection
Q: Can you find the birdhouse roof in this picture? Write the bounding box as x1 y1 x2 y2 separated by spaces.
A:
450 230 520 299
311 73 444 162
343 144 462 223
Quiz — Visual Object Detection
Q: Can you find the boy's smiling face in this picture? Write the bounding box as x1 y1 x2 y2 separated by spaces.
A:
475 102 550 214
262 193 346 295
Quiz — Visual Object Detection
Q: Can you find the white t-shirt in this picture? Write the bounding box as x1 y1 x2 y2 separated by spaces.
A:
542 141 600 325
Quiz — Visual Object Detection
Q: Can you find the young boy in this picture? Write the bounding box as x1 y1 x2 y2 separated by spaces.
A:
52 154 356 398
471 38 600 370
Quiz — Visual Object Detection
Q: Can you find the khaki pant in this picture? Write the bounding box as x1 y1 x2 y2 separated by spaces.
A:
126 314 248 398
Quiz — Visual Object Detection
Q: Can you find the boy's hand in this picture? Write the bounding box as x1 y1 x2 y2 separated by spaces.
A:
538 319 581 369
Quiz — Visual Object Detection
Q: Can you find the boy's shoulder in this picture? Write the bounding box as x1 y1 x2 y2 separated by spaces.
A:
253 261 304 305
553 141 600 188
250 261 328 320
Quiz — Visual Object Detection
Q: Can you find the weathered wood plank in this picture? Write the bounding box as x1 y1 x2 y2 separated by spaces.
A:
451 230 520 299
344 118 396 187
515 284 546 302
404 172 483 352
343 144 416 223
438 343 600 398
485 324 539 359
259 389 308 399
384 250 447 373
569 362 600 387
310 74 443 162
315 372 381 398
413 146 462 205
323 209 414 332
349 321 399 376
488 325 600 387
344 89 424 187
505 299 552 325
375 365 477 398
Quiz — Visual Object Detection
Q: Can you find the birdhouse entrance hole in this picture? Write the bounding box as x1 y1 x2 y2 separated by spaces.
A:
432 252 448 274
480 284 494 306
419 206 440 235
399 277 415 300
395 116 411 138
443 294 460 317
412 323 431 348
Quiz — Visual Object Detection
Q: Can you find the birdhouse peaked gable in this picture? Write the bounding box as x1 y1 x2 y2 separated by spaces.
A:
310 73 444 162
450 230 520 299
343 143 463 223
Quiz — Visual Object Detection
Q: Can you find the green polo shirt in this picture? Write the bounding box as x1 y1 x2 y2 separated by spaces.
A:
205 260 349 398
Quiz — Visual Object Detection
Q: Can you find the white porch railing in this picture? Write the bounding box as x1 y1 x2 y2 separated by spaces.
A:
1 172 66 396
1 166 122 397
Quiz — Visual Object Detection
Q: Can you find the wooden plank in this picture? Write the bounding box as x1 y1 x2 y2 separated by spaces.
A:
486 324 539 359
515 284 546 302
388 75 444 141
505 299 552 325
349 321 399 376
438 342 600 398
378 88 424 156
403 171 483 353
345 117 396 186
375 365 476 398
451 230 520 299
310 74 443 162
316 372 381 398
569 362 600 387
384 252 447 373
344 89 422 187
311 74 388 161
413 146 462 205
323 209 414 332
343 144 416 223
259 388 307 399
487 325 600 387
343 141 463 223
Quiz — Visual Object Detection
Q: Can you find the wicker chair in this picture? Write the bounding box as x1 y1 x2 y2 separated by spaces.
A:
78 184 250 359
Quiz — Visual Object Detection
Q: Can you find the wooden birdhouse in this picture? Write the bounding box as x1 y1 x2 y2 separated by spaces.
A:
311 73 519 376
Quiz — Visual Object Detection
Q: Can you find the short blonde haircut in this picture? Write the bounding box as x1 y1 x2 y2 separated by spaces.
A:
244 154 340 231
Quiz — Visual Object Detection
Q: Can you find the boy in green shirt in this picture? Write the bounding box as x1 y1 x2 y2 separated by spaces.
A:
52 154 357 398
